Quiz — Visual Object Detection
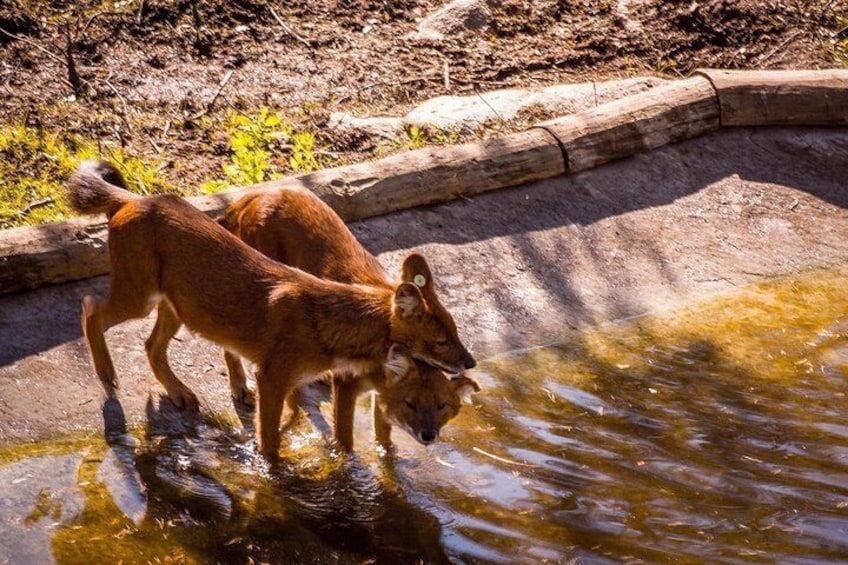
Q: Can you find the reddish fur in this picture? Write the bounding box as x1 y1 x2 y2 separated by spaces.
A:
68 161 473 463
220 187 477 450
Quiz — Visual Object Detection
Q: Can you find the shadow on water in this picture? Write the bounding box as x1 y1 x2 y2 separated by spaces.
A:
47 392 451 564
439 270 848 563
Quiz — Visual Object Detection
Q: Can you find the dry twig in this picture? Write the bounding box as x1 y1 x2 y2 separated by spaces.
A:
756 30 804 65
269 7 312 48
472 446 536 467
0 28 66 66
188 70 234 121
63 31 84 96
473 86 506 125
103 74 133 133
18 197 55 218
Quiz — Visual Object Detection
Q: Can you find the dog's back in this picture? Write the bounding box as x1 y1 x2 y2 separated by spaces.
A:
68 162 299 359
220 188 388 288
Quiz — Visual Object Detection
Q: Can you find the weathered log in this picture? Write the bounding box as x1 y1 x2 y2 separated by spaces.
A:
696 68 848 127
0 128 563 295
539 76 721 173
3 70 847 296
200 128 565 222
0 218 110 295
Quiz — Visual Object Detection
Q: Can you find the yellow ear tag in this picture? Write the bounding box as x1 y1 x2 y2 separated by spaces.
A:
413 274 427 288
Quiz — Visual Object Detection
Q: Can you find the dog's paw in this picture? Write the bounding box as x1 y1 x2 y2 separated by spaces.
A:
168 386 200 411
231 384 256 408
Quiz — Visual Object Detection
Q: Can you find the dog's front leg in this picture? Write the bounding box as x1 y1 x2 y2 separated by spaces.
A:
372 391 392 448
224 350 256 407
255 357 298 464
332 373 358 452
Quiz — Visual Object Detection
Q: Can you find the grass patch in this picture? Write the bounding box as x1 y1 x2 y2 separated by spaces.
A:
0 107 332 228
200 108 323 194
0 120 175 229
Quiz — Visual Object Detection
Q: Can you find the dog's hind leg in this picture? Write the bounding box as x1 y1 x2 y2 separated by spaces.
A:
82 279 158 392
82 220 160 393
145 300 200 411
255 354 305 464
82 295 120 392
224 351 256 407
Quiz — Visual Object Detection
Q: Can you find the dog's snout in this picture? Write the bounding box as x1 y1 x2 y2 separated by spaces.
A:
464 356 476 370
420 430 437 444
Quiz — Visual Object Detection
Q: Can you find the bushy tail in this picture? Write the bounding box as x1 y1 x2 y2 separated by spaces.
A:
66 160 138 217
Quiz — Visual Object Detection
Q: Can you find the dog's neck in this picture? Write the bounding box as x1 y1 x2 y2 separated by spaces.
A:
310 282 393 361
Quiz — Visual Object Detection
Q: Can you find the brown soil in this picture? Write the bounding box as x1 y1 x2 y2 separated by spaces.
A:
0 0 844 190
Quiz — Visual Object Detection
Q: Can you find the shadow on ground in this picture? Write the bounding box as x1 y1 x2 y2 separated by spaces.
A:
1 126 848 441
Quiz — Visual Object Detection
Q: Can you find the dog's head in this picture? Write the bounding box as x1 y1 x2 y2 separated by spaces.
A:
389 253 476 375
378 344 480 445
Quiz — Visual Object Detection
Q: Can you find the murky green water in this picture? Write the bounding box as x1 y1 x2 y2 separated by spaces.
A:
3 268 848 563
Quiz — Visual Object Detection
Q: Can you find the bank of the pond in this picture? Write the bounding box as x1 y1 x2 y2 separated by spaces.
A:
2 126 848 443
3 69 846 295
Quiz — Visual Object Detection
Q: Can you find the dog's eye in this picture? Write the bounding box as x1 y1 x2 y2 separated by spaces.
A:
437 402 447 410
405 400 416 410
434 339 449 348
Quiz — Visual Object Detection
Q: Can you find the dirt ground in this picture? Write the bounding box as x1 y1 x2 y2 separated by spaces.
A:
2 126 848 442
1 0 845 192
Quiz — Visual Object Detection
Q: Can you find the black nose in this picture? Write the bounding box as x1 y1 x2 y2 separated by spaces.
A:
420 430 437 443
464 356 476 370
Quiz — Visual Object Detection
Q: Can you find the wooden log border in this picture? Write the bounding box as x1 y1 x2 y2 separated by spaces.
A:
1 68 846 295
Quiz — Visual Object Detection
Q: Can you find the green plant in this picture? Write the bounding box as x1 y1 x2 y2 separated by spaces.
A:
289 131 319 173
223 108 285 185
105 149 174 196
201 108 324 193
406 125 428 149
432 128 459 145
0 121 174 229
199 179 230 195
400 124 462 151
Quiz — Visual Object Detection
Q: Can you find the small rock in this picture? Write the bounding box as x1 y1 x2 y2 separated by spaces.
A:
409 0 490 41
615 0 645 35
404 77 667 132
405 88 531 132
327 112 406 141
326 77 668 142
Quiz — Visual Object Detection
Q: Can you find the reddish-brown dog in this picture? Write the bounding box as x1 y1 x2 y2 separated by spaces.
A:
67 161 475 462
220 187 479 449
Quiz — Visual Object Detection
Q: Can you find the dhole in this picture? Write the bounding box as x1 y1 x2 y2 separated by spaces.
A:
220 187 479 449
67 161 476 462
381 344 477 446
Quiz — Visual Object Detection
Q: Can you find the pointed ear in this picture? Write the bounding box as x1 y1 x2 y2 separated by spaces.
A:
450 376 481 404
393 282 423 319
401 253 434 294
385 344 412 386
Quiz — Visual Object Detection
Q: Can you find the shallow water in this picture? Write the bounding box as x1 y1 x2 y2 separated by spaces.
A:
3 268 848 563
